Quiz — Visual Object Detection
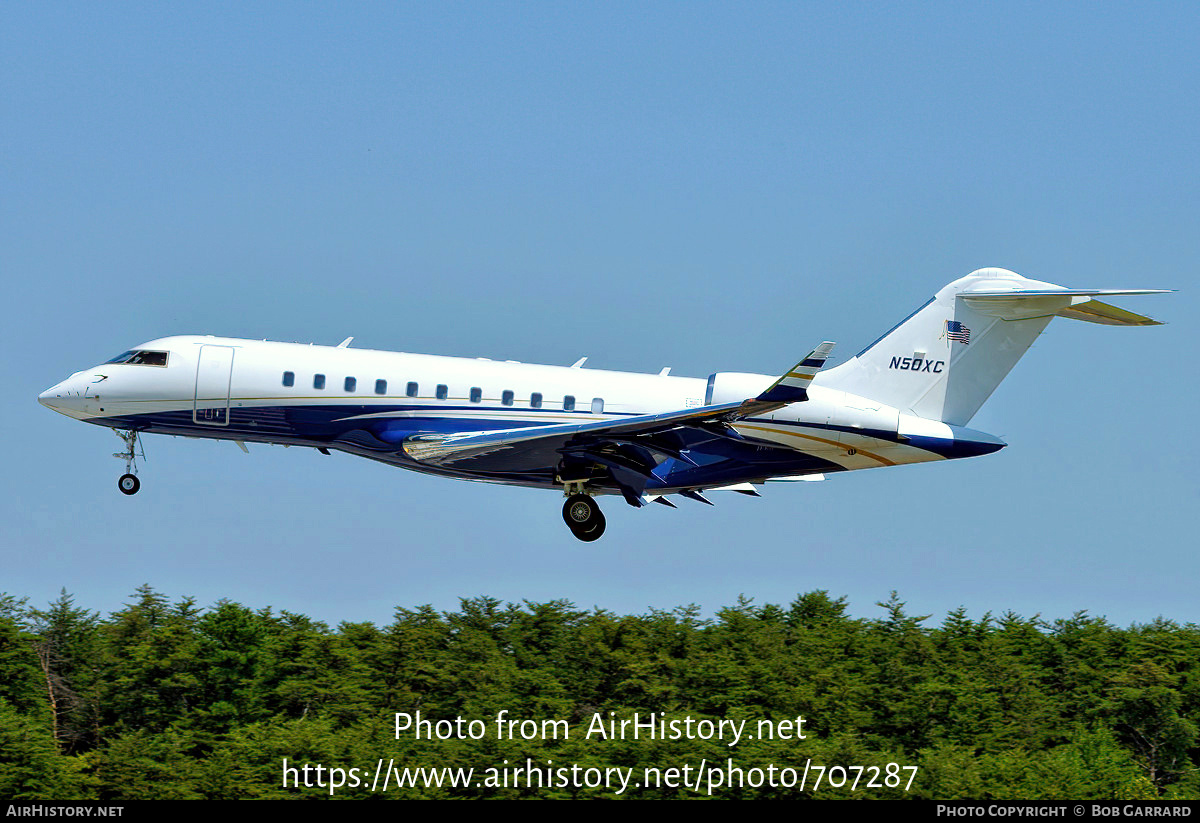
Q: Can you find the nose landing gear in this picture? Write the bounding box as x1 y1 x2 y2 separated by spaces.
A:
113 429 144 496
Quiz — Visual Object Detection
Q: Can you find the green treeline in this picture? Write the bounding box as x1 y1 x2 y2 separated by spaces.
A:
0 587 1197 799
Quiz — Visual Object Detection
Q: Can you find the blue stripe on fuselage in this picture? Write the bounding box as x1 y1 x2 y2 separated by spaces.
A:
91 402 1001 469
94 402 614 442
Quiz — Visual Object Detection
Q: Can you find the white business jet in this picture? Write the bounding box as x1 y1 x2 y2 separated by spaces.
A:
39 268 1165 541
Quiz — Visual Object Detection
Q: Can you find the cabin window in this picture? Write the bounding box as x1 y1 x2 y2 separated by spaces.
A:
531 392 542 409
502 390 514 406
282 371 295 387
344 376 357 392
406 382 418 398
436 384 448 400
563 395 575 411
105 350 168 367
591 397 604 414
313 374 326 390
375 379 387 395
470 387 482 403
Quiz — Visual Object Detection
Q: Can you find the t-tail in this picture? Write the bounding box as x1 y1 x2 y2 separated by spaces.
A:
814 268 1167 426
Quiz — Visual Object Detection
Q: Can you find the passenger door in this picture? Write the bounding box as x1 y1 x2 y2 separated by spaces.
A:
193 345 234 426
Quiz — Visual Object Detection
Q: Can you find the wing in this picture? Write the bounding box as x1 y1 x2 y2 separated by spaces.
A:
400 342 835 503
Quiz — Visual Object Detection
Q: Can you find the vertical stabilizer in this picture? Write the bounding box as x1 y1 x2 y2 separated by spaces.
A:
814 268 1164 425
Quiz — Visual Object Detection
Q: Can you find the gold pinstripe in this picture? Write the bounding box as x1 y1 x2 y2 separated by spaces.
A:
737 423 898 466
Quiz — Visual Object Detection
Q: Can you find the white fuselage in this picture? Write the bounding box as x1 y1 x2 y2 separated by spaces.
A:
39 335 997 495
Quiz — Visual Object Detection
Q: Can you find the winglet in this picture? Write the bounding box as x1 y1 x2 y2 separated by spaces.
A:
756 342 836 404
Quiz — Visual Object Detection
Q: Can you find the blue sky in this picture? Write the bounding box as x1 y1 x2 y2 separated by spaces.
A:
4 3 1197 628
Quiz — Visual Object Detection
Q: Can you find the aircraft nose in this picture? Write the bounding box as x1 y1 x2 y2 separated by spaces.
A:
38 383 62 408
38 378 87 417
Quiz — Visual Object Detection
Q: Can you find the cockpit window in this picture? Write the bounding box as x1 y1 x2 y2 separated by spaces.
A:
105 350 169 367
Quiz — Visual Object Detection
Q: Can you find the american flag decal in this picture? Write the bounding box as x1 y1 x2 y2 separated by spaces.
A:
944 320 971 344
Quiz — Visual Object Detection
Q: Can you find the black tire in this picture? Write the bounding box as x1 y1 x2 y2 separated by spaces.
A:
118 474 140 495
574 509 606 542
563 495 596 527
562 494 606 541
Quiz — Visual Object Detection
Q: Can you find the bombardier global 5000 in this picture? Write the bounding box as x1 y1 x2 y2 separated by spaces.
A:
40 268 1165 541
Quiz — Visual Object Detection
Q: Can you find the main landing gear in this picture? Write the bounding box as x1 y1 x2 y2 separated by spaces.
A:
113 429 144 496
562 493 606 542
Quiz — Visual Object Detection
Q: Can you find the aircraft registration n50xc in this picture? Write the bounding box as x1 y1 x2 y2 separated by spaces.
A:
40 268 1166 541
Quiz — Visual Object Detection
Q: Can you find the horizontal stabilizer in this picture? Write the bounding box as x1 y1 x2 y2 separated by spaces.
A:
1055 299 1163 326
961 289 1167 325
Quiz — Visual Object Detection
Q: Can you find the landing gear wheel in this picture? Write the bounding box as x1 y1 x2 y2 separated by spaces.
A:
573 509 606 542
562 494 606 542
564 495 596 526
113 430 145 495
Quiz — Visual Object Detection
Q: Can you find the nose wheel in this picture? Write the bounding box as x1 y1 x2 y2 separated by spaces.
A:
562 494 605 541
113 429 145 495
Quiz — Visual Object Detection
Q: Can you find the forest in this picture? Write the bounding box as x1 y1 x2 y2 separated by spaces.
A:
1 586 1197 800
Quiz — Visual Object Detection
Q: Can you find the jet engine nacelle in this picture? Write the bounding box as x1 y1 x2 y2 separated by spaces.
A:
705 372 773 406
